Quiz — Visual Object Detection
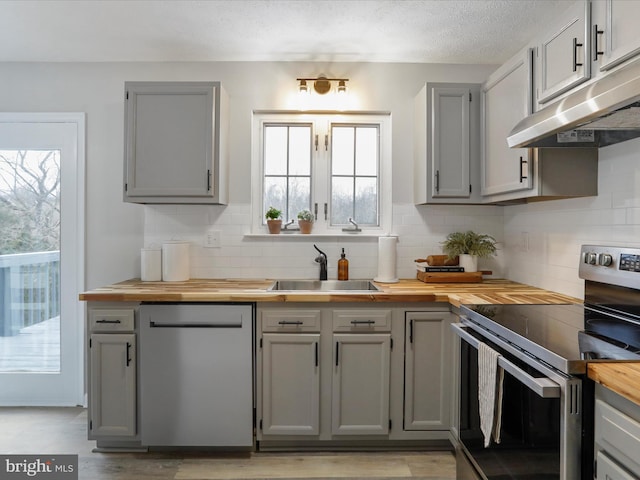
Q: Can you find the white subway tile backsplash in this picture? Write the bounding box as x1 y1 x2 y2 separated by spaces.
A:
142 138 640 297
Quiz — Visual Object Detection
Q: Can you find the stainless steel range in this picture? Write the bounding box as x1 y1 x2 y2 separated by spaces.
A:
453 245 640 480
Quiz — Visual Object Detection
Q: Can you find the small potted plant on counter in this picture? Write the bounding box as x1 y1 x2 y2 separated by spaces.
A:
265 206 282 234
441 230 497 272
297 209 314 234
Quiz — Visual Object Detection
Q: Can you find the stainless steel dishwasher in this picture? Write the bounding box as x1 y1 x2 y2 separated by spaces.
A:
139 303 254 447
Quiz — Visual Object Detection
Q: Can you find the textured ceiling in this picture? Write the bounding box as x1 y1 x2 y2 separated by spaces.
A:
0 0 572 64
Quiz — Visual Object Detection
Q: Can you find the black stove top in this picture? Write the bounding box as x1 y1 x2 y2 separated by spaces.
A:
462 304 585 359
461 302 640 374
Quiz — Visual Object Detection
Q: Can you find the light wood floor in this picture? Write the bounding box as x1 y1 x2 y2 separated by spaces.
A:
0 407 456 479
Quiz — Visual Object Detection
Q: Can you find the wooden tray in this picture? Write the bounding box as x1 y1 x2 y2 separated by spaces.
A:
416 270 490 283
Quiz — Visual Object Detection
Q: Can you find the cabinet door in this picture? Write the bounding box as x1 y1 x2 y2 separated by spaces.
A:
537 1 590 104
481 49 534 197
332 334 390 435
597 451 637 480
261 334 320 435
597 0 640 71
404 311 453 431
431 87 471 198
124 82 221 201
414 83 480 204
89 333 136 438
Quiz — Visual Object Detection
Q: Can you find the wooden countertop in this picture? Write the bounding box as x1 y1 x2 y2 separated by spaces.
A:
588 362 640 406
79 278 579 305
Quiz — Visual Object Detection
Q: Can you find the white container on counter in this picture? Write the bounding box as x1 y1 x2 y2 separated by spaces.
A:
141 247 162 281
162 241 190 282
374 236 399 283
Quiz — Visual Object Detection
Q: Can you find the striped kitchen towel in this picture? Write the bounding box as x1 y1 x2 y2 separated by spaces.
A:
478 341 504 447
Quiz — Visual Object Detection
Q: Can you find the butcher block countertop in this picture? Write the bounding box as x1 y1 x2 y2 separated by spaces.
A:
588 362 640 407
79 278 579 306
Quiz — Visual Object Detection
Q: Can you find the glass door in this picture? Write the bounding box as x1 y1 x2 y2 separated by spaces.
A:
0 114 84 405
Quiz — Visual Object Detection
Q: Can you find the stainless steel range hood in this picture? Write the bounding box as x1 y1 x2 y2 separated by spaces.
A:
508 57 640 148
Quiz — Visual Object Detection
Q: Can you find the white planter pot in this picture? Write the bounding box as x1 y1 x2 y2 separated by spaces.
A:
459 254 478 273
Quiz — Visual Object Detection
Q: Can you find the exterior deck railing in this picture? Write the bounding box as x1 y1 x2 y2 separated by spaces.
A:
0 251 60 336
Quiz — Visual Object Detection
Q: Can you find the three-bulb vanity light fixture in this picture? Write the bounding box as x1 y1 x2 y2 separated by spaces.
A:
297 76 348 95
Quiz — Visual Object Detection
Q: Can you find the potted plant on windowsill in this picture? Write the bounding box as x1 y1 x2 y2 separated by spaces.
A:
297 209 314 234
265 206 282 234
441 230 497 272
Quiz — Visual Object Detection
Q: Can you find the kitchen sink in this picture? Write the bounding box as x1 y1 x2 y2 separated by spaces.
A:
267 279 381 292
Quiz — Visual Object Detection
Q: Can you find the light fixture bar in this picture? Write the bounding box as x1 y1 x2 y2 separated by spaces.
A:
297 76 349 95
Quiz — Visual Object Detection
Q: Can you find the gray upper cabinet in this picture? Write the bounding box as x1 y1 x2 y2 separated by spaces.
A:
592 0 640 73
536 0 590 106
123 81 228 204
414 83 481 204
481 48 534 199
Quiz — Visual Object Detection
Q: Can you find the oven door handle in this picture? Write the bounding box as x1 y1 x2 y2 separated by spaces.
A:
452 323 561 399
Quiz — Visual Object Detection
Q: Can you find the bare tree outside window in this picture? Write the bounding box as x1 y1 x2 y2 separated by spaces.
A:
0 150 60 254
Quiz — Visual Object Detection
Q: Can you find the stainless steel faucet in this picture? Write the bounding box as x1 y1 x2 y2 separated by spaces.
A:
342 217 362 233
313 244 328 280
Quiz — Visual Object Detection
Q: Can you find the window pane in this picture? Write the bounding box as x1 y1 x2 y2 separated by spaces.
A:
331 127 354 176
355 177 378 225
331 177 354 224
288 177 311 221
355 127 378 176
264 176 286 222
264 126 287 175
289 126 311 176
0 150 61 373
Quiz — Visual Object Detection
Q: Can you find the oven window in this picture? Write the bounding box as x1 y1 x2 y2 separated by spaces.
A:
459 334 561 480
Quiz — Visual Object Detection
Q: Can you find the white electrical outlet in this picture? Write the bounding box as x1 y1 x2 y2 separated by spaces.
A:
204 229 221 248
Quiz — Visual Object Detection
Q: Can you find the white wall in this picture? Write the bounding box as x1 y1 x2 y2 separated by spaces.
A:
503 138 640 300
0 61 499 289
8 60 635 297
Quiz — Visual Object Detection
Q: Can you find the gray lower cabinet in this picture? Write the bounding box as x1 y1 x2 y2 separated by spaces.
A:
332 333 391 435
88 308 137 440
594 383 640 479
261 333 320 435
257 303 452 447
404 311 455 431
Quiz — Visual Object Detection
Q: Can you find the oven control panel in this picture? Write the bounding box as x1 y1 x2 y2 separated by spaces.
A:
620 253 640 272
580 245 640 289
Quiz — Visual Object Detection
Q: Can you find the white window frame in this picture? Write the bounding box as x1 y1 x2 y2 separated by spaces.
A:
251 111 391 236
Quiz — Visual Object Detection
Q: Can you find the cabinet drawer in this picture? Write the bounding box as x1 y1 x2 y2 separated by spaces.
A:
261 309 321 332
595 398 640 475
332 310 391 332
89 309 135 332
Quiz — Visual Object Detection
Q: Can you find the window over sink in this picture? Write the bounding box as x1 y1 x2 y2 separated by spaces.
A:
251 112 391 235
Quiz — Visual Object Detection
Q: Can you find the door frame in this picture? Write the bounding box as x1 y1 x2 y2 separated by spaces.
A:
0 112 85 406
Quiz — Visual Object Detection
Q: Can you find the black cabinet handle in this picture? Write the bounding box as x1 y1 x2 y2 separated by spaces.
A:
96 319 121 324
519 156 528 183
335 341 339 366
126 342 132 367
315 342 319 367
207 169 212 191
435 170 440 193
350 320 375 325
278 320 303 325
409 319 414 344
593 24 604 61
573 37 583 72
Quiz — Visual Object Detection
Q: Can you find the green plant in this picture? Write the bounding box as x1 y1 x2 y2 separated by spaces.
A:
265 206 282 220
297 209 314 222
441 231 498 258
